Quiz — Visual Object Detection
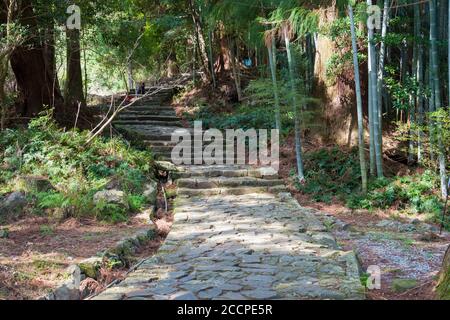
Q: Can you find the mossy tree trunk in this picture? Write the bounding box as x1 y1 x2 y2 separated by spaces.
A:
437 245 450 299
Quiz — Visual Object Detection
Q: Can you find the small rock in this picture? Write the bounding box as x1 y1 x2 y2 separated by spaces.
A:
66 264 82 287
278 192 291 202
155 161 180 172
419 232 441 242
391 279 418 293
78 257 103 279
93 189 128 208
53 283 80 300
16 176 54 193
52 265 82 300
0 192 27 216
143 180 158 205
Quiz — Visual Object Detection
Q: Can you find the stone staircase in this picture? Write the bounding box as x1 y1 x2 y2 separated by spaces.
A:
113 87 183 160
113 88 287 197
174 165 287 197
96 86 365 301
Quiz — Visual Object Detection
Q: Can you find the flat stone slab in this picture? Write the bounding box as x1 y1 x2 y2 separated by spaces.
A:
93 182 365 300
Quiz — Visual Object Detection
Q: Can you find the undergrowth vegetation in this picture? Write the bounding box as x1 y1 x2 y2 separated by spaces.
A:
184 77 318 135
0 111 154 223
294 147 446 227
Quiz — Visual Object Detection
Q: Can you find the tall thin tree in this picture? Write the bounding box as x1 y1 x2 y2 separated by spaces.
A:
266 32 282 131
367 0 383 177
377 0 389 139
283 23 305 182
430 0 448 198
349 5 368 194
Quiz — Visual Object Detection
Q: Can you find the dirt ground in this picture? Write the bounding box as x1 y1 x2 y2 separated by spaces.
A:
279 138 450 300
0 214 152 300
0 183 176 300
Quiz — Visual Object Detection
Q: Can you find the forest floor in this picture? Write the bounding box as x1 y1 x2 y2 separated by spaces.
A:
0 192 175 300
279 138 450 300
0 215 148 300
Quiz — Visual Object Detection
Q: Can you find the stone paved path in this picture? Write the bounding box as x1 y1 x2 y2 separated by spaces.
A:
94 175 364 300
97 88 365 300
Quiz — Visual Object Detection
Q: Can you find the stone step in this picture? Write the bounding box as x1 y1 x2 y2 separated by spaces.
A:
176 166 279 179
145 140 178 147
149 145 248 153
128 88 175 95
118 110 177 116
155 156 249 165
177 185 287 197
177 177 284 189
113 120 183 127
153 150 249 158
117 115 180 122
140 134 175 141
126 105 175 112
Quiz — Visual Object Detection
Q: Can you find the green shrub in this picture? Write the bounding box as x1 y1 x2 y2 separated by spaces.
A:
346 171 442 217
295 147 362 203
94 201 128 223
295 147 445 227
127 194 146 213
0 110 154 223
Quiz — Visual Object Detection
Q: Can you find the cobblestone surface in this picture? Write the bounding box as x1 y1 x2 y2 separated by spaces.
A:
94 189 364 300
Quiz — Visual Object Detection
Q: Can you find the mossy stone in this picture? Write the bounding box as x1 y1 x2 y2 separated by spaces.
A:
391 279 418 293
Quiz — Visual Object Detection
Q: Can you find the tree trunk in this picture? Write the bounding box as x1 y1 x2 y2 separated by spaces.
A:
0 0 15 130
430 0 448 199
208 30 216 88
349 5 368 194
9 0 64 118
284 27 305 182
189 0 210 81
436 245 450 299
230 38 242 102
377 0 389 141
368 0 383 178
416 3 424 163
267 36 281 131
65 27 85 110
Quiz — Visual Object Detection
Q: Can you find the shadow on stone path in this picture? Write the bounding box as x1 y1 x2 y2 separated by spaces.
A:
102 89 365 300
93 190 364 300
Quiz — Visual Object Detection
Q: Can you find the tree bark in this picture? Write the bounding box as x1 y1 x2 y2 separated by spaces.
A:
415 4 424 163
284 26 305 182
65 27 85 110
9 0 64 118
437 245 450 299
349 5 368 194
189 0 210 81
430 0 448 199
377 0 389 142
368 0 383 178
267 36 281 132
